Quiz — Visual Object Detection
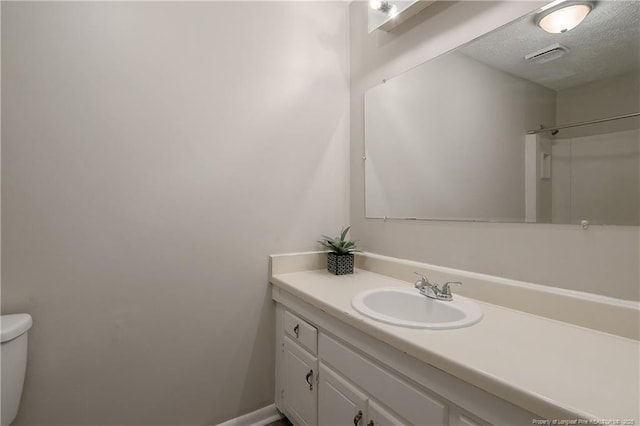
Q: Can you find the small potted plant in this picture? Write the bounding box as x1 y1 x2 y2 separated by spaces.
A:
319 226 360 275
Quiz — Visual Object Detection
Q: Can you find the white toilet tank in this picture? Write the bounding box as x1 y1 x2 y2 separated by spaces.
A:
1 314 33 426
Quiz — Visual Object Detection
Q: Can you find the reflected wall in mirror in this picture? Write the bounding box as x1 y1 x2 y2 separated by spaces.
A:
365 1 640 225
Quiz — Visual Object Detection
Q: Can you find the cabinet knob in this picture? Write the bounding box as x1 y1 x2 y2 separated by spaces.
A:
305 369 313 391
293 324 300 338
353 410 363 425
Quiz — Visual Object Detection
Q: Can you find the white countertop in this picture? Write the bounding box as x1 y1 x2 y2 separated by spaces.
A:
271 268 640 422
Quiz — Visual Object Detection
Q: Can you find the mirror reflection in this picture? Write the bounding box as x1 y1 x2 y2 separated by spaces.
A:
365 1 640 225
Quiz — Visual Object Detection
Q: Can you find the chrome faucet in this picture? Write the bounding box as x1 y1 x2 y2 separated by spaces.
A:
414 272 462 301
413 272 440 299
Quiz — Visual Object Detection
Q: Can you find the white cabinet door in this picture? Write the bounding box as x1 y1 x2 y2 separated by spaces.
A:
319 362 367 426
284 337 318 426
367 400 408 426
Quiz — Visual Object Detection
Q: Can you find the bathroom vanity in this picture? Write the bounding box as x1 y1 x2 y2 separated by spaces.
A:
273 286 534 425
270 252 640 426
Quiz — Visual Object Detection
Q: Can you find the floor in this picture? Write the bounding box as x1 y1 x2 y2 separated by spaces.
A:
266 417 292 426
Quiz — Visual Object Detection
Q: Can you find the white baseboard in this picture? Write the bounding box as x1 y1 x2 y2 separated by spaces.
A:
216 404 283 426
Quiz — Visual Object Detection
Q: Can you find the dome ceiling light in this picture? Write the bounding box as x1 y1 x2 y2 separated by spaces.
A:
536 1 594 34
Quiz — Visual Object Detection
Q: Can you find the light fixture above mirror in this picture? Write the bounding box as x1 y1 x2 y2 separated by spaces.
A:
369 0 398 17
367 0 436 33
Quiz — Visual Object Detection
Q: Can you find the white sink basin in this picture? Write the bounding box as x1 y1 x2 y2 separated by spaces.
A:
351 287 483 329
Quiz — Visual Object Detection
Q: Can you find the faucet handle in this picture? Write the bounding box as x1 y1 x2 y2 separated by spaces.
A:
441 282 462 296
413 272 429 288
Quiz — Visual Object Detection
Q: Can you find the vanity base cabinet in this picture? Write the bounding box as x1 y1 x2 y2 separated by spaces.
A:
273 289 537 426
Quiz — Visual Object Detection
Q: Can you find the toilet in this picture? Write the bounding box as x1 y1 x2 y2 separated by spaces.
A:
1 314 32 426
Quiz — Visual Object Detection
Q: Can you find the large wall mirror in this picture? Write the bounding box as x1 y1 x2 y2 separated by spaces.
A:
365 1 640 225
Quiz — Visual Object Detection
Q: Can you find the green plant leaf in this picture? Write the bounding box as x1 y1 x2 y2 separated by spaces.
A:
340 226 351 241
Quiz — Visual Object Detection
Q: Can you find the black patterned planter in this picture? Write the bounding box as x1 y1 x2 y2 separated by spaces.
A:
327 252 354 275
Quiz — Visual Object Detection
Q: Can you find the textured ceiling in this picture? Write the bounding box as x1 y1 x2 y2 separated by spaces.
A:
457 1 640 91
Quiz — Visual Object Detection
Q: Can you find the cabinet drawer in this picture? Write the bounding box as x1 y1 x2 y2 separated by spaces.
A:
320 333 447 426
285 310 318 354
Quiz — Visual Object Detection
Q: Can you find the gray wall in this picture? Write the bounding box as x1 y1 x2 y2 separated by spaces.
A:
1 2 349 424
556 71 640 138
350 1 640 301
553 72 640 225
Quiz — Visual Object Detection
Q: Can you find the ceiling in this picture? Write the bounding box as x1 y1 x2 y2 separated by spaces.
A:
457 1 640 91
